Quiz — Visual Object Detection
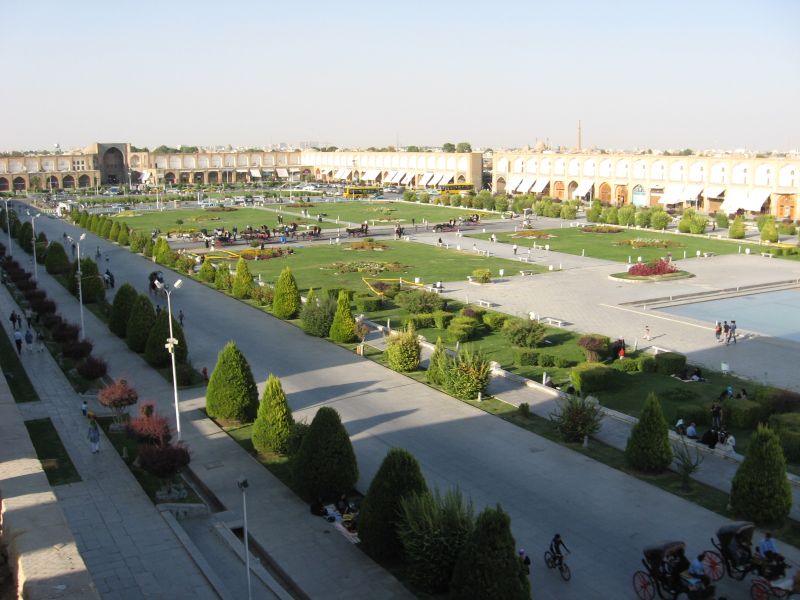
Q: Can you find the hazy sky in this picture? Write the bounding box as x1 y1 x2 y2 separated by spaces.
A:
2 0 798 152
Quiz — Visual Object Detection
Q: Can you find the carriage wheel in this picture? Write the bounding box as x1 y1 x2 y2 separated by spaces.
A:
559 562 571 582
633 571 656 600
750 580 771 600
702 550 725 582
543 551 555 569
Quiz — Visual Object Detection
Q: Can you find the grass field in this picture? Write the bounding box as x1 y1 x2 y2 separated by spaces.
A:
24 418 81 485
468 227 752 263
223 241 536 292
111 201 492 235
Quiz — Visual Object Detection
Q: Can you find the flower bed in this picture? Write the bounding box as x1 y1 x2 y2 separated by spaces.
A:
346 241 388 250
238 247 293 260
581 225 624 233
615 238 682 249
205 206 238 212
286 202 315 208
329 261 406 275
628 259 678 276
511 231 554 239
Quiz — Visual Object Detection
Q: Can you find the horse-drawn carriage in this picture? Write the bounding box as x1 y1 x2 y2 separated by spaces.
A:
633 541 716 599
346 223 369 237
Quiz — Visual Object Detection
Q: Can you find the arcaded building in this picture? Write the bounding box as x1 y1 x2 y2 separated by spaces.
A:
493 151 799 220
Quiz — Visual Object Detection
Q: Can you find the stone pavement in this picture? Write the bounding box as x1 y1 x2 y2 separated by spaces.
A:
0 282 219 600
22 208 800 600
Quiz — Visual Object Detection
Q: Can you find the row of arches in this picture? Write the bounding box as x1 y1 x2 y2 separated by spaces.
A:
142 154 297 170
308 153 471 172
0 174 93 191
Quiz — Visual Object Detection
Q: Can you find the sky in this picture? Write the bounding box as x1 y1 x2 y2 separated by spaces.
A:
1 0 798 153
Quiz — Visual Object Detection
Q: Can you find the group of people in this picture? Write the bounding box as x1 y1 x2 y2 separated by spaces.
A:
676 405 737 454
714 320 739 345
8 310 44 355
310 494 360 534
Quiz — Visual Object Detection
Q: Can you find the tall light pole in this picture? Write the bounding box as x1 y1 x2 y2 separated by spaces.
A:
237 477 253 600
154 278 183 440
68 233 87 340
27 211 42 281
2 199 12 257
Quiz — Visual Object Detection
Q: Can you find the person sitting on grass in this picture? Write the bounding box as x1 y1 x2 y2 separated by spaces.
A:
686 422 698 439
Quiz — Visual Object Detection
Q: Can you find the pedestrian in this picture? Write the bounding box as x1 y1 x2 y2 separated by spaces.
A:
643 325 651 341
512 243 518 255
178 309 184 326
13 329 22 355
519 549 531 574
36 330 45 352
155 305 162 317
710 401 722 429
81 400 88 417
490 233 497 243
24 329 33 353
722 321 730 343
202 367 209 382
729 320 737 344
95 246 101 260
714 321 722 343
71 243 76 257
9 310 19 330
24 308 32 328
726 385 734 399
472 243 478 253
87 417 100 454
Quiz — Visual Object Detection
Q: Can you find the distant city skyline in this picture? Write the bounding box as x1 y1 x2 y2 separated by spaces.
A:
1 0 797 153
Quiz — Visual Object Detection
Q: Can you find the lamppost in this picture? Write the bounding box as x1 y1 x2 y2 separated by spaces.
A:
2 198 12 257
27 211 41 281
68 233 87 340
154 278 183 440
236 477 253 600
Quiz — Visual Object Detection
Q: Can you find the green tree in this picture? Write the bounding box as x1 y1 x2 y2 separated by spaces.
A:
449 505 530 600
44 241 70 274
625 392 672 472
730 425 792 524
17 221 33 253
79 211 90 229
101 219 113 239
728 215 746 239
586 200 602 223
760 219 779 243
651 210 670 230
144 311 188 367
129 231 145 253
443 349 491 400
125 294 156 353
117 227 130 246
142 238 154 258
214 265 232 291
503 318 547 348
109 221 120 241
34 232 47 264
68 257 105 304
231 257 254 299
109 283 138 337
426 337 447 385
205 341 259 423
386 325 421 371
252 374 295 455
292 406 358 501
300 291 336 337
442 142 456 153
198 259 216 283
456 142 472 153
328 290 357 342
272 267 301 319
359 448 428 560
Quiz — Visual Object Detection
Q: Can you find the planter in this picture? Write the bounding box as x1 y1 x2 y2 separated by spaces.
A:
608 271 694 283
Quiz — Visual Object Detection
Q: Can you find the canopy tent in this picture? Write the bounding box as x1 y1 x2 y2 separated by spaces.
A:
718 189 770 213
419 173 434 186
428 174 444 186
682 184 704 202
249 168 261 178
532 178 550 193
658 184 684 205
439 173 454 185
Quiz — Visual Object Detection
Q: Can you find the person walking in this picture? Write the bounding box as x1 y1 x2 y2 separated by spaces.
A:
87 417 100 454
729 320 738 344
155 305 162 317
512 243 518 255
81 400 88 417
714 321 722 343
519 549 531 574
643 325 651 341
710 402 722 429
24 329 33 353
722 321 730 343
24 308 32 328
13 329 23 355
178 309 184 326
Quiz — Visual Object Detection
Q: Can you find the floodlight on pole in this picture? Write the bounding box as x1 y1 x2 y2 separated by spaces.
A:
68 233 87 340
237 477 253 600
155 278 183 440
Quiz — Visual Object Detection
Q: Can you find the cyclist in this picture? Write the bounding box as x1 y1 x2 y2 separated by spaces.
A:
550 534 570 567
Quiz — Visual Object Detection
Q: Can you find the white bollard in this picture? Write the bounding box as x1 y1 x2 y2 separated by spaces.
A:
387 318 391 330
628 256 632 264
683 250 687 259
549 265 554 271
745 247 750 255
581 248 584 256
499 269 504 277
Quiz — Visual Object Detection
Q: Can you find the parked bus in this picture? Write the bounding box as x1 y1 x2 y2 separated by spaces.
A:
438 183 474 193
344 186 382 199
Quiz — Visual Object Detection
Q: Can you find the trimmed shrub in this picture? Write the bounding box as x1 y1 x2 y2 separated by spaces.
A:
426 337 447 385
651 211 670 230
17 222 33 253
97 379 138 424
301 292 336 337
442 349 491 400
77 355 108 380
569 363 620 395
549 395 603 442
689 215 707 234
625 392 672 473
395 290 445 313
205 341 259 423
728 215 746 239
214 266 231 291
144 311 188 367
250 285 274 307
503 318 546 348
449 505 530 600
386 325 421 372
109 221 120 241
198 259 216 283
109 283 137 337
636 208 652 228
100 219 113 239
482 312 507 331
44 241 70 274
125 295 156 353
403 313 435 329
127 402 171 445
292 406 358 501
272 267 301 319
755 387 800 416
618 205 636 226
715 213 729 229
760 220 779 243
231 257 254 299
617 357 640 372
329 290 357 342
354 294 382 312
654 351 687 375
287 421 310 457
681 403 711 427
129 232 146 253
359 448 428 560
447 316 480 343
637 355 657 372
730 425 791 524
117 227 130 246
460 306 486 323
769 414 800 463
537 353 555 368
61 339 93 360
137 443 190 480
52 322 80 343
142 239 154 258
432 310 454 329
722 399 764 429
470 268 491 283
512 348 538 367
252 374 294 455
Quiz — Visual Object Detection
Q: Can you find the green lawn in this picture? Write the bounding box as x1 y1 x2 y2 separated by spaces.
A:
273 200 488 227
226 423 294 491
24 418 81 485
468 227 752 263
0 324 39 402
228 241 536 292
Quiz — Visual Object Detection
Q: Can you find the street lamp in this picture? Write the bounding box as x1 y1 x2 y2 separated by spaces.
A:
154 278 183 440
236 477 253 600
2 198 12 257
68 233 87 340
27 211 42 281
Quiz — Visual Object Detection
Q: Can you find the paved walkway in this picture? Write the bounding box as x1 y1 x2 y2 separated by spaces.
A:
21 209 800 600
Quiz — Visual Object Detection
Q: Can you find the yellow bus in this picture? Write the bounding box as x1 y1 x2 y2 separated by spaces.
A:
344 186 382 199
439 183 474 193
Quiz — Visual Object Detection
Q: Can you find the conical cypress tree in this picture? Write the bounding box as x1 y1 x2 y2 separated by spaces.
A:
109 283 138 337
730 424 792 524
625 392 672 472
359 448 428 560
129 231 145 253
79 211 89 229
125 294 156 353
17 221 33 253
231 258 254 299
44 241 70 274
198 259 216 283
271 267 301 319
214 265 232 291
729 215 746 239
35 232 48 264
117 227 130 246
144 310 188 367
87 214 98 234
101 219 113 239
205 341 259 423
109 221 120 241
427 337 447 385
328 290 357 342
449 505 530 600
292 406 358 501
252 374 294 454
68 257 105 304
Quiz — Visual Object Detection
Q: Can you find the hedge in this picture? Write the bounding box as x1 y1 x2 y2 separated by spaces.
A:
403 313 436 329
512 348 538 367
722 399 765 429
570 363 620 395
447 316 480 343
654 352 687 375
125 294 156 353
637 355 657 372
433 311 454 329
354 294 382 312
768 413 800 463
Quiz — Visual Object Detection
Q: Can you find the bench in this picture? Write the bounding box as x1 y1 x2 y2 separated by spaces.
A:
702 252 716 258
424 285 443 294
518 256 531 263
481 250 492 257
761 252 774 258
519 270 536 276
542 317 565 327
477 299 492 308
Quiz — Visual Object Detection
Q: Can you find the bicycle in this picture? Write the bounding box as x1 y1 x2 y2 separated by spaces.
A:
544 550 571 581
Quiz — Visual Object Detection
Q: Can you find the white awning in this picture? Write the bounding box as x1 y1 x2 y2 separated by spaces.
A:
339 169 352 180
419 173 434 186
250 168 261 178
683 184 703 201
742 189 771 212
140 170 150 183
236 169 248 173
532 178 550 193
385 171 397 183
704 186 725 199
363 169 381 181
572 180 594 198
429 174 443 186
506 176 524 192
392 171 406 184
319 168 332 176
658 184 684 205
719 189 747 213
276 168 289 178
439 173 454 185
401 172 416 185
516 177 535 194
289 168 300 173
